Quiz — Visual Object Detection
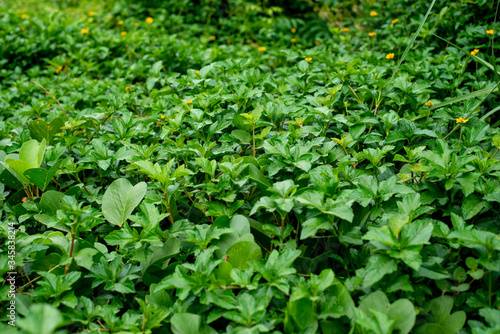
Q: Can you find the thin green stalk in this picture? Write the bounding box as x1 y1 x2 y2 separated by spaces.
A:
451 55 470 98
445 79 500 140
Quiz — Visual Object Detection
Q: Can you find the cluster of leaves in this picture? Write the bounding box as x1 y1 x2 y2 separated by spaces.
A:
1 0 500 333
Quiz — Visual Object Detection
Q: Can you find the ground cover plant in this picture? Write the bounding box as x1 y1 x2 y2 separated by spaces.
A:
1 0 500 332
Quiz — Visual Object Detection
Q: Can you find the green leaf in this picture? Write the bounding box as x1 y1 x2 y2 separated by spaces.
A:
300 217 332 239
462 196 486 220
171 313 201 334
102 178 147 227
363 255 397 288
288 298 316 330
17 304 64 334
231 129 251 144
358 291 390 316
28 118 64 144
388 299 416 334
0 168 23 190
146 77 159 91
389 214 409 236
227 241 262 269
19 139 46 169
24 160 63 191
150 61 163 76
40 190 65 216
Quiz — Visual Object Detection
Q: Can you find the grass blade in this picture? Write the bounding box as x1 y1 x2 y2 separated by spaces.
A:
388 0 437 85
444 80 500 140
431 86 499 110
479 105 500 122
432 33 500 76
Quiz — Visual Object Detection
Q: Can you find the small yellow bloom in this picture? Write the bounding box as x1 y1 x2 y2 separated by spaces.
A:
88 11 96 16
386 53 394 59
471 49 479 55
118 20 124 25
196 70 199 74
291 38 296 43
81 28 89 34
21 14 28 19
121 31 127 36
369 32 377 37
160 115 165 119
125 86 131 91
486 29 494 35
210 35 216 41
370 11 378 17
343 27 350 32
56 66 63 74
305 57 312 62
314 41 321 45
20 27 25 31
291 28 296 33
392 18 399 24
226 39 232 43
146 17 153 24
185 100 193 104
133 22 138 27
425 100 433 107
460 63 462 67
258 46 266 51
456 117 469 124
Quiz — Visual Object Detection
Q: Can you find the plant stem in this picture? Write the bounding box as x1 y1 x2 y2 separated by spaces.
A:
452 55 469 97
164 191 175 226
252 124 256 158
63 231 76 276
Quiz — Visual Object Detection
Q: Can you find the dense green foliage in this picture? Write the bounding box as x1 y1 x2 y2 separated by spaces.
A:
1 0 500 332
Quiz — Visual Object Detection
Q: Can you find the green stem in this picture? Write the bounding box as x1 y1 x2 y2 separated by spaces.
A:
451 55 470 97
164 191 174 226
64 229 76 276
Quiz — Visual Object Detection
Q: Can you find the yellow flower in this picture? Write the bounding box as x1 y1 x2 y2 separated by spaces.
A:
471 49 479 55
460 63 462 67
126 86 131 91
369 32 377 37
210 35 216 41
21 14 28 19
386 53 394 59
56 66 63 74
486 29 494 35
160 115 165 119
314 41 321 45
291 28 296 33
226 39 232 43
392 18 399 24
133 22 138 27
146 17 153 24
81 28 89 34
456 117 469 124
20 27 25 31
370 11 378 17
291 38 296 43
425 100 433 106
88 11 96 16
343 27 350 32
121 31 127 36
185 100 193 104
258 46 266 51
196 70 199 74
118 20 124 25
305 57 312 62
